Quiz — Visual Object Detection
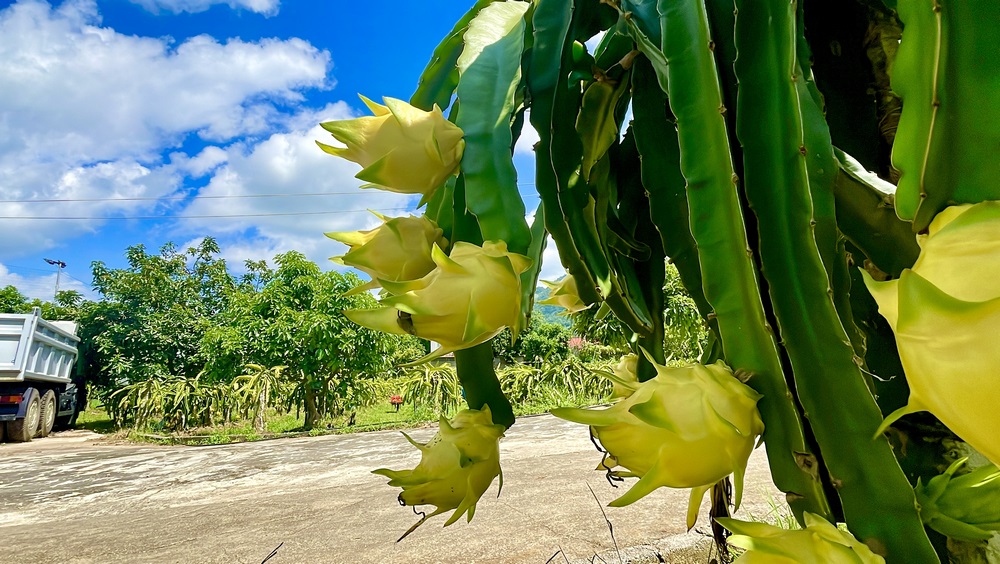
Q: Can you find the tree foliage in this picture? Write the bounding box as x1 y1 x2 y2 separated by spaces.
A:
570 263 706 359
492 318 571 365
77 239 231 395
77 239 402 430
0 286 86 320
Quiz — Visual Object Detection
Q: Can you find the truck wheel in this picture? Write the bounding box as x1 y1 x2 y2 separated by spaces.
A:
6 391 40 442
38 390 57 437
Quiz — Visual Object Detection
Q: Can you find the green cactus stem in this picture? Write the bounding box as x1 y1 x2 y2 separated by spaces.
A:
526 0 602 306
622 0 833 522
892 0 1000 230
832 148 919 278
409 0 494 112
731 0 937 559
453 1 531 255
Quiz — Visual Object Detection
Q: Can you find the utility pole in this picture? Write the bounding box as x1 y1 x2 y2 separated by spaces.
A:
43 258 66 301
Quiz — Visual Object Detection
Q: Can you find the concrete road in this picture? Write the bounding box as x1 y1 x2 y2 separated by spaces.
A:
0 414 782 564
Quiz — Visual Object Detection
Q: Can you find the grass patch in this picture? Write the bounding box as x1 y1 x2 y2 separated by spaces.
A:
74 400 116 434
330 401 440 431
745 488 801 530
510 384 605 417
83 381 611 446
84 400 445 445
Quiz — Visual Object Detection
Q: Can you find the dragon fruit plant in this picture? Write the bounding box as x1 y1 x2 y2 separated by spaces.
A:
320 0 1000 560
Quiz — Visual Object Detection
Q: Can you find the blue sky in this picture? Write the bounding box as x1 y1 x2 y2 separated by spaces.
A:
0 0 553 300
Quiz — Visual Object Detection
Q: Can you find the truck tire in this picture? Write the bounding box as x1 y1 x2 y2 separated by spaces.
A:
6 391 40 442
38 390 57 437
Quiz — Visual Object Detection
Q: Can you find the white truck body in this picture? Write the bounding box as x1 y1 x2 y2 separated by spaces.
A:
0 309 79 384
0 308 81 442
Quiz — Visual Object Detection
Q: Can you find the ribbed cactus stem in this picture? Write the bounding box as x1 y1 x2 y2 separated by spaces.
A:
527 0 602 307
409 0 494 112
454 343 514 429
731 0 937 559
622 0 832 522
892 0 1000 230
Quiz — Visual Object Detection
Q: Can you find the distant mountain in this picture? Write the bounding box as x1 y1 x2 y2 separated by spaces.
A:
531 285 571 328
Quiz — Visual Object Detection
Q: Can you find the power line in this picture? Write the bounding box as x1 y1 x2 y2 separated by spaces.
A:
0 191 392 203
1 264 55 275
0 184 539 204
0 207 413 220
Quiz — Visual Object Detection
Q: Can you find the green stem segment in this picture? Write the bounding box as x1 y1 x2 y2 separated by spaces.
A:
891 0 1000 230
630 56 716 343
454 343 515 429
527 0 602 306
731 0 937 559
623 1 832 522
409 0 494 112
833 149 919 278
454 1 531 255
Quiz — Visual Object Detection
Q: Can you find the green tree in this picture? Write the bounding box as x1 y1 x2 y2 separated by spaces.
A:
492 318 570 365
78 238 233 398
0 286 84 320
570 263 705 359
201 251 395 429
0 285 27 313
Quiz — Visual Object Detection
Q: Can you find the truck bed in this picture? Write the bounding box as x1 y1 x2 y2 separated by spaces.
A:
0 310 80 384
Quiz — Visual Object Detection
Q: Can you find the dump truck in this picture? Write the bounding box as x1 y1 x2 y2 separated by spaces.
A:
0 308 82 442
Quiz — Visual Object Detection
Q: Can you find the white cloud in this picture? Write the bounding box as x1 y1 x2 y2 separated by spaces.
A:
0 263 90 302
129 0 280 15
536 235 567 285
170 146 229 178
0 0 331 259
514 110 539 156
176 103 419 267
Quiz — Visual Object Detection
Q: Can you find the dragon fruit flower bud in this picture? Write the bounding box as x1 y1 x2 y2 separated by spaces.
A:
604 353 639 400
326 212 447 295
317 95 465 199
373 406 505 540
717 512 885 563
344 240 531 364
552 354 764 529
863 201 1000 465
538 274 590 315
915 457 1000 541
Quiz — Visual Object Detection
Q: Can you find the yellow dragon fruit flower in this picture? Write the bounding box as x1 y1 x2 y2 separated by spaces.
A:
605 353 638 400
717 513 885 564
344 240 531 364
317 95 465 199
914 457 1000 541
552 354 764 529
863 201 1000 465
538 274 590 315
326 212 447 295
373 406 505 540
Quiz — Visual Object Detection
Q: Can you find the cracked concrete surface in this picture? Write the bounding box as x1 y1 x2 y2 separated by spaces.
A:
0 414 782 563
